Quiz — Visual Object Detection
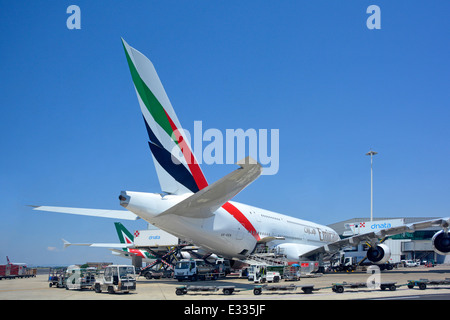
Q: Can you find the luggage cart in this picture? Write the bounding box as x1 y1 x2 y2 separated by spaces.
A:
48 267 67 288
65 266 97 290
332 281 398 293
407 278 450 290
175 285 239 296
253 283 316 295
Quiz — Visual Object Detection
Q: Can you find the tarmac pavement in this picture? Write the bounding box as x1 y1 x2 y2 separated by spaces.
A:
1 265 450 300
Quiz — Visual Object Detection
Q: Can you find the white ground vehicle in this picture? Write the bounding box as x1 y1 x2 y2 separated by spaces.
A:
94 265 136 294
174 259 225 281
331 254 394 272
402 260 419 267
248 265 281 283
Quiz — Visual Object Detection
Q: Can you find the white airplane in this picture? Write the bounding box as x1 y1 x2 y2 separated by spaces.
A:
61 222 206 263
33 39 450 268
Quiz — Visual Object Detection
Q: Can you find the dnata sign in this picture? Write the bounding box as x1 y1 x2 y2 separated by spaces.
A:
371 222 392 229
345 219 404 235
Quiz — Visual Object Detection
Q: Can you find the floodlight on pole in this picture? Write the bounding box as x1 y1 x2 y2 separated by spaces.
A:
365 150 378 222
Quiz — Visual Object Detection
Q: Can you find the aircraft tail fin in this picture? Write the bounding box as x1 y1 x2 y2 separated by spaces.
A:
122 38 208 195
114 222 135 245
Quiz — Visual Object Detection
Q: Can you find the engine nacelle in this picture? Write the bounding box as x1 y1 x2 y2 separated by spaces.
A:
432 230 450 255
366 244 391 264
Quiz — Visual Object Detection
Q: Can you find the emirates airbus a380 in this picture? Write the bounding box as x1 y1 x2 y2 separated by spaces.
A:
33 39 450 267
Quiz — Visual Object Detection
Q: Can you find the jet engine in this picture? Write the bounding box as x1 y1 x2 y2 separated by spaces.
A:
432 230 450 255
366 244 391 264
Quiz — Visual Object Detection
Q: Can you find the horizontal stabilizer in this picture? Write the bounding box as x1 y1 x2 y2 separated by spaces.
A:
31 206 139 220
156 157 262 219
62 239 133 249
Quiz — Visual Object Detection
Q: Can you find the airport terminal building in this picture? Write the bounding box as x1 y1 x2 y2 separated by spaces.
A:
328 217 449 264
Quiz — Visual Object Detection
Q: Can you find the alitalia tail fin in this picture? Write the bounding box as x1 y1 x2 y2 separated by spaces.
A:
122 38 208 195
114 222 134 245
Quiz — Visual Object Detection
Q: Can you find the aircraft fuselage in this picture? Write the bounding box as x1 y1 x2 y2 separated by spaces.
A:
120 191 339 261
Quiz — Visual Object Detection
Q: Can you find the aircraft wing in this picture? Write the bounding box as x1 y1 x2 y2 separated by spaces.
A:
156 157 262 219
302 217 450 259
31 206 139 220
62 239 133 249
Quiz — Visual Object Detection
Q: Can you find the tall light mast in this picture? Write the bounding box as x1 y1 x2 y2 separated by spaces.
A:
365 150 378 222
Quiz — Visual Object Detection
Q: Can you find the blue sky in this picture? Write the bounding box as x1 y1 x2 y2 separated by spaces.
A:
1 1 449 265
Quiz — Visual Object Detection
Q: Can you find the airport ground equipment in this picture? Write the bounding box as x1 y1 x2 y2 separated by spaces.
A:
140 259 174 279
175 285 239 296
331 281 398 293
379 282 399 291
48 267 67 288
0 264 36 280
143 268 173 279
244 252 288 267
214 258 231 275
253 283 316 295
407 278 450 290
139 245 179 279
174 259 225 281
282 262 319 280
330 253 395 272
283 265 301 281
65 265 97 290
401 259 420 267
94 265 136 294
242 245 289 268
248 265 281 283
